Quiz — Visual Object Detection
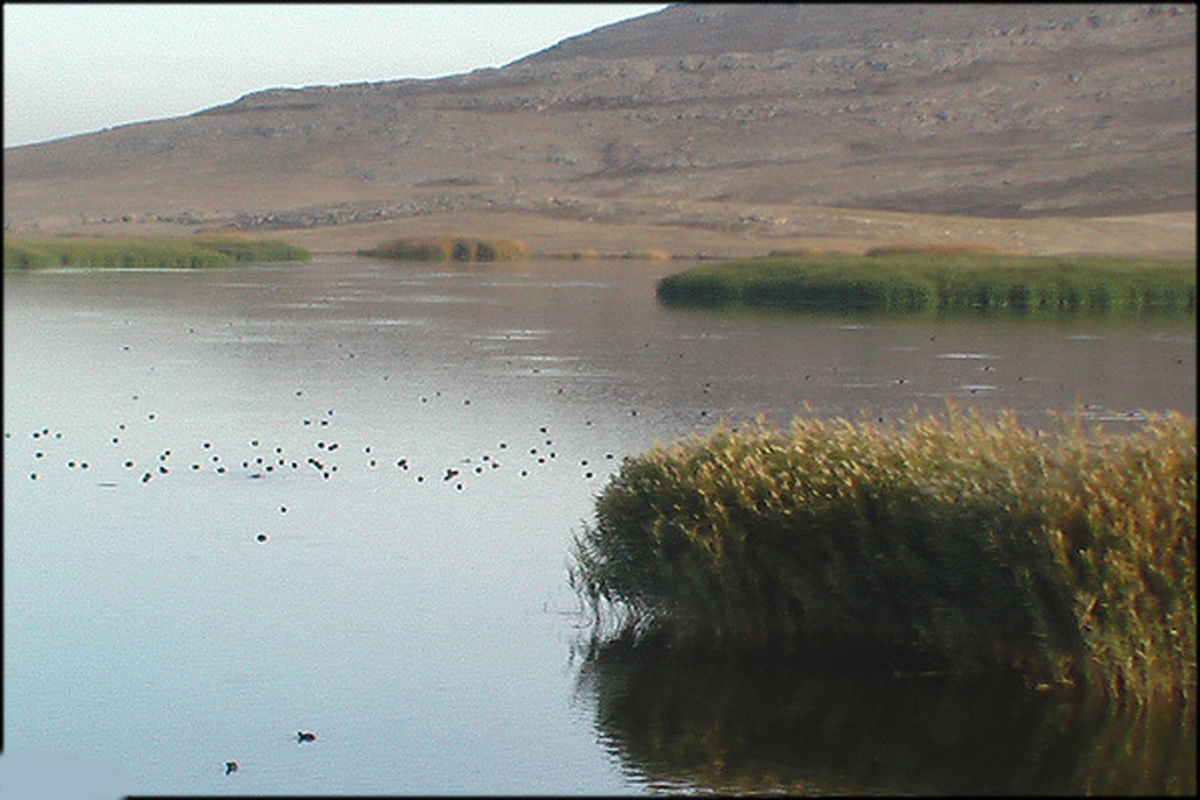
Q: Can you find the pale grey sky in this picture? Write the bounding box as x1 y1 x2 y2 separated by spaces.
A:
2 3 668 148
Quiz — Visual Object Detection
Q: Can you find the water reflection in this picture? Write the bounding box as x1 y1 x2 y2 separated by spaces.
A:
577 642 1197 795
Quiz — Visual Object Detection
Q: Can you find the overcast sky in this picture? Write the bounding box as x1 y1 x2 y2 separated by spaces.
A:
2 3 668 148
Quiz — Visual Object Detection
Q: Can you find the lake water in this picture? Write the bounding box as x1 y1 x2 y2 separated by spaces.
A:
3 256 1195 795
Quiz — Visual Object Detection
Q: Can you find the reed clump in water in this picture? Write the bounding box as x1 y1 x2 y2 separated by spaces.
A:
358 235 527 262
570 406 1196 707
5 235 233 269
656 251 1196 314
3 234 310 269
191 236 311 262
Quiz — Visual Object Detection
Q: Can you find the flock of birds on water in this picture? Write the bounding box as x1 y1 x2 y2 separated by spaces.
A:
9 384 633 778
9 291 1189 782
8 364 646 779
13 389 621 494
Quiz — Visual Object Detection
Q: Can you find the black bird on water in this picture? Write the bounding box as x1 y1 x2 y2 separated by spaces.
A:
225 761 239 774
298 731 317 743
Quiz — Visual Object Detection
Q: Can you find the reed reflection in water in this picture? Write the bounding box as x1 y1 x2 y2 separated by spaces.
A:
576 642 1197 795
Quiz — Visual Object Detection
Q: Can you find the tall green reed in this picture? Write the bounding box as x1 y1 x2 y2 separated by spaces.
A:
192 237 311 262
4 235 234 269
4 234 310 269
656 252 1196 315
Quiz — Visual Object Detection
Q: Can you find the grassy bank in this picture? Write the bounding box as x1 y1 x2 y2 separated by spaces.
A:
656 250 1196 314
358 235 527 262
570 407 1196 707
3 235 310 270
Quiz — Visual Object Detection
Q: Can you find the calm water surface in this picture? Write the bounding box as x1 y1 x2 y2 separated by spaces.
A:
4 257 1195 795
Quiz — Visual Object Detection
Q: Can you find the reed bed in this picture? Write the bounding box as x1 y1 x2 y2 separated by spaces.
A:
358 235 527 262
5 235 234 269
656 252 1196 315
4 235 309 269
570 406 1197 707
191 237 311 262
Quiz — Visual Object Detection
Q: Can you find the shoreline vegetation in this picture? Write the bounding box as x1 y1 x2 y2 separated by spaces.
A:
570 405 1197 709
3 234 311 270
543 248 674 261
656 248 1197 315
358 235 527 262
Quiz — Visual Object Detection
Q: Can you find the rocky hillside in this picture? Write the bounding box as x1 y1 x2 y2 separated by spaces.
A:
4 3 1195 246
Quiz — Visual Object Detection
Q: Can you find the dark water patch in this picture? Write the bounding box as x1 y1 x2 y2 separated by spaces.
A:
578 641 1197 795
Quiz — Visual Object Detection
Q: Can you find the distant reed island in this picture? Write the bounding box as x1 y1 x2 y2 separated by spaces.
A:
571 406 1196 709
3 235 311 270
358 235 527 262
656 248 1197 315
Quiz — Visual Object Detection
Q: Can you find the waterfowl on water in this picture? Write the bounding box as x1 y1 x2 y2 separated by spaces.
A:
225 761 239 774
298 731 317 742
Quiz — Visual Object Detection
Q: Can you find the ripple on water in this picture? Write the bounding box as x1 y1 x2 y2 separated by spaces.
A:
936 352 1001 360
479 329 554 341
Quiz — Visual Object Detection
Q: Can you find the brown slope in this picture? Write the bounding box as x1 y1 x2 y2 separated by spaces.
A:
522 3 1145 61
3 3 1195 255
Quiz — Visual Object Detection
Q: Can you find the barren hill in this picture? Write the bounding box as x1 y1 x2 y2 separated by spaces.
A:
4 3 1196 256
